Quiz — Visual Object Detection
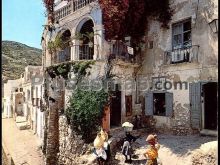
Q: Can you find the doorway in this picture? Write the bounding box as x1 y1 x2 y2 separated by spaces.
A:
153 93 166 116
202 82 217 130
110 90 121 127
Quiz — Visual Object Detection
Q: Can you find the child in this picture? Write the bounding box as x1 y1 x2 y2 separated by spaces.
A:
144 134 160 165
121 132 137 163
121 136 132 163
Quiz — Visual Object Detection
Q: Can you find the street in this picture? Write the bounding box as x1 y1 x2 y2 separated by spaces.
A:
2 118 44 165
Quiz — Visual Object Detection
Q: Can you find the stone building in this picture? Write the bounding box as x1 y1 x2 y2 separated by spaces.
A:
41 0 218 164
139 0 218 136
21 66 45 140
3 66 45 142
43 0 218 134
3 79 22 118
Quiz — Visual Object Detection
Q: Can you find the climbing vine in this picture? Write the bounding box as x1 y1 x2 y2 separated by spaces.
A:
46 61 95 81
99 0 173 41
43 0 55 23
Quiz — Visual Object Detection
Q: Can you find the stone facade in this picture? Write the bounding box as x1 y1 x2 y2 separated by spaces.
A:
138 0 218 135
41 0 218 163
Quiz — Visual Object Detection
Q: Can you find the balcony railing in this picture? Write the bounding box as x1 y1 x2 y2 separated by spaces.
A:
53 44 98 63
74 44 97 60
109 40 141 65
55 47 71 64
55 0 96 21
164 45 200 65
55 3 71 21
73 0 95 12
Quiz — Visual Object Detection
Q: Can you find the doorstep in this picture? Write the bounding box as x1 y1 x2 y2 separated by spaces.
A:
200 129 218 136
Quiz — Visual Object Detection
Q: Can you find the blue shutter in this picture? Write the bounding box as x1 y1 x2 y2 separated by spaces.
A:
165 92 173 117
145 92 153 115
189 82 201 129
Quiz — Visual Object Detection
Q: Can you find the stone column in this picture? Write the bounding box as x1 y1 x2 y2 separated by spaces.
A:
93 24 104 60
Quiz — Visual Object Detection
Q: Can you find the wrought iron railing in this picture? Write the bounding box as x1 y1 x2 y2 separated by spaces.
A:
56 47 71 63
53 44 99 63
164 45 200 65
73 44 96 60
55 0 96 21
109 40 141 64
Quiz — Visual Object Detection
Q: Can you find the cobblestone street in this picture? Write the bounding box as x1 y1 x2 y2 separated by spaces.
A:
2 118 44 165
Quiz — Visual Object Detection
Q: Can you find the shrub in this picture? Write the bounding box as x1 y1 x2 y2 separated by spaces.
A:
65 89 108 143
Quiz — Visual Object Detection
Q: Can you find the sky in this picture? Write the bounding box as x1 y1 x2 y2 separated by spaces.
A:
2 0 46 49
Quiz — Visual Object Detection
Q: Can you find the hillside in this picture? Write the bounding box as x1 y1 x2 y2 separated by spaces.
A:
2 41 42 83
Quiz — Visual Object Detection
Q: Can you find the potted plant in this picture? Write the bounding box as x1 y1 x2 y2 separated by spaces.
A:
84 32 95 47
73 32 85 46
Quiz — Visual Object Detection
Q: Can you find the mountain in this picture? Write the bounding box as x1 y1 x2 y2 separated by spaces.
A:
2 41 42 83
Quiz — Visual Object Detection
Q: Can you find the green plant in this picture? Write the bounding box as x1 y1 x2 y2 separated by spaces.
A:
72 32 85 41
72 61 95 84
47 41 56 53
46 61 95 80
65 89 109 143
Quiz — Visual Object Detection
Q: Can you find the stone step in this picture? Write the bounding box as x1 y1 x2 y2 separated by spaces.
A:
15 116 26 123
16 122 31 130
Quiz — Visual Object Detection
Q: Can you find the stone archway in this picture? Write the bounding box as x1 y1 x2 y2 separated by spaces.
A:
54 29 72 63
75 18 95 60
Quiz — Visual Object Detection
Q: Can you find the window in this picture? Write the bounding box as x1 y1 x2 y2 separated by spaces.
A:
172 19 191 49
145 92 173 117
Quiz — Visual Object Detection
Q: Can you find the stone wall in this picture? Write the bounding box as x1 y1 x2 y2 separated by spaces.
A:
58 115 92 165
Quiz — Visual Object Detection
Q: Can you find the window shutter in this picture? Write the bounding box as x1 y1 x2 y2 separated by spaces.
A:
189 82 201 129
145 92 153 115
165 92 173 117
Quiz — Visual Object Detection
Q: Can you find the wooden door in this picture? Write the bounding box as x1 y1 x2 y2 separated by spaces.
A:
102 105 110 132
110 91 121 127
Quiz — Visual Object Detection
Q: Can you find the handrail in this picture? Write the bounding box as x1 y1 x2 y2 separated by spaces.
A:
109 40 141 64
55 0 96 21
164 45 200 64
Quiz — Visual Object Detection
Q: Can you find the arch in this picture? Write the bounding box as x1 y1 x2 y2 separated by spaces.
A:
54 28 72 63
75 16 95 34
74 17 95 60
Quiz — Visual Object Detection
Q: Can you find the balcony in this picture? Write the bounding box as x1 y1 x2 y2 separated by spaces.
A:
164 45 200 65
55 47 71 64
109 40 141 67
73 44 98 60
53 44 99 64
55 0 96 21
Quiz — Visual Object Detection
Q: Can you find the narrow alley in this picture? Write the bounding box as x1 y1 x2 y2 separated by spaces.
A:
2 118 44 165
